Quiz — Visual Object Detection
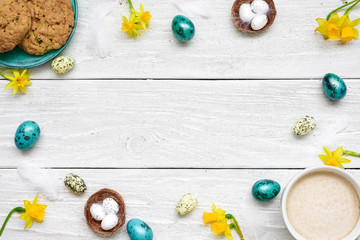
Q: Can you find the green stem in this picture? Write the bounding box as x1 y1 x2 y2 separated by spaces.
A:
327 0 358 20
128 0 135 12
345 0 360 15
0 71 6 79
0 207 25 236
344 150 360 157
226 214 245 240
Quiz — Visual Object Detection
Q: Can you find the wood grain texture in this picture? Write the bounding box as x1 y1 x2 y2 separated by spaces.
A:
0 80 359 168
1 0 359 79
0 168 341 240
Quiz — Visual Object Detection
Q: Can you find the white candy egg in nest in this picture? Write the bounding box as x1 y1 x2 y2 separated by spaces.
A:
239 3 255 23
251 0 269 14
101 214 119 231
90 203 106 221
251 14 268 30
102 198 119 215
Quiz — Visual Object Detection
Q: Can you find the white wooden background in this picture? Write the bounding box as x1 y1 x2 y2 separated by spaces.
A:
1 0 360 239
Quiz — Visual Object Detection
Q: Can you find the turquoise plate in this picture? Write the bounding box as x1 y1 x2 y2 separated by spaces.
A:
0 0 78 69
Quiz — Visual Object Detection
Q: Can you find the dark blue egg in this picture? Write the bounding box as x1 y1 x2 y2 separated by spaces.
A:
322 73 347 101
172 15 195 42
127 218 153 240
14 121 40 150
252 179 281 202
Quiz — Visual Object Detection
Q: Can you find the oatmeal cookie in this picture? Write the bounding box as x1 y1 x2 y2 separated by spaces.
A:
0 0 32 53
19 0 74 55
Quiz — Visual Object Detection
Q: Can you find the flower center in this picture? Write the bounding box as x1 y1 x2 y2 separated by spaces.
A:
327 23 340 39
16 77 27 87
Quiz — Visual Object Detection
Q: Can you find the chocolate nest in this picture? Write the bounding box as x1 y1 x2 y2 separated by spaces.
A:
231 0 277 33
84 188 126 236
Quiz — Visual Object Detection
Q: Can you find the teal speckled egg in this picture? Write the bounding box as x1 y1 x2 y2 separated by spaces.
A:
172 15 195 42
252 179 280 202
127 219 153 240
322 73 347 101
14 121 40 150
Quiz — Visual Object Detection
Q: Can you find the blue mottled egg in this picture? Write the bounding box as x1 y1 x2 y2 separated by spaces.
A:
127 218 153 240
14 121 40 150
252 179 281 202
322 73 347 101
172 15 195 42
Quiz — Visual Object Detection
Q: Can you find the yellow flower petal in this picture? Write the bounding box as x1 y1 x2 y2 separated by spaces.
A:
319 154 329 162
337 162 345 169
328 13 339 23
20 86 27 93
224 225 233 240
354 28 359 39
333 147 344 159
24 216 33 229
203 212 218 224
339 158 351 163
351 18 360 27
323 147 332 158
13 70 20 78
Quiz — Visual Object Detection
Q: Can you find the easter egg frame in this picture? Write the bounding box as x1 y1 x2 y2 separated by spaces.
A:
231 0 276 33
84 188 126 236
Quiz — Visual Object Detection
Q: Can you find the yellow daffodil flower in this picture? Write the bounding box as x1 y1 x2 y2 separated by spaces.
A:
203 203 226 224
0 69 31 94
316 13 346 39
122 0 151 38
136 3 152 29
203 204 245 240
0 194 46 236
319 147 351 169
19 194 47 229
340 15 360 41
122 12 142 38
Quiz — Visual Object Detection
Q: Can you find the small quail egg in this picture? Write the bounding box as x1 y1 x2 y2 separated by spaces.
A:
102 198 119 215
51 56 75 74
101 214 119 231
251 0 269 14
176 193 198 215
251 14 268 30
293 116 316 136
90 203 106 221
239 3 255 23
64 173 87 194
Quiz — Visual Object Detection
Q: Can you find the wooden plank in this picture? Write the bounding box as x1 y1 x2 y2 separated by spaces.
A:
0 168 337 239
1 0 359 79
0 80 359 168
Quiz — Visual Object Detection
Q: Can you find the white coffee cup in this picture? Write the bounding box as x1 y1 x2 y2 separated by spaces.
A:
281 166 360 240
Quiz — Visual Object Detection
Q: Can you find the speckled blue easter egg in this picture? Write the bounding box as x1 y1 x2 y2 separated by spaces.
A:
127 218 153 240
322 73 347 101
172 15 195 42
14 121 40 150
252 179 281 202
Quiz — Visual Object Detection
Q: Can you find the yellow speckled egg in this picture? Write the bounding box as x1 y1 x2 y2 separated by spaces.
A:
51 56 75 74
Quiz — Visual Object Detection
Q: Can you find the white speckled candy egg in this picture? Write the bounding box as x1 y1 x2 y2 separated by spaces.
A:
102 198 119 215
293 116 316 136
239 3 255 23
251 0 269 14
251 14 268 30
176 193 198 215
51 56 75 74
101 214 119 231
90 203 106 221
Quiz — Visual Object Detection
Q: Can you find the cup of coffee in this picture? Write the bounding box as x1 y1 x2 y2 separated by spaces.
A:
281 166 360 240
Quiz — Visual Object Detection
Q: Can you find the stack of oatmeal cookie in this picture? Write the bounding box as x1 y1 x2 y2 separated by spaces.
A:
0 0 74 55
